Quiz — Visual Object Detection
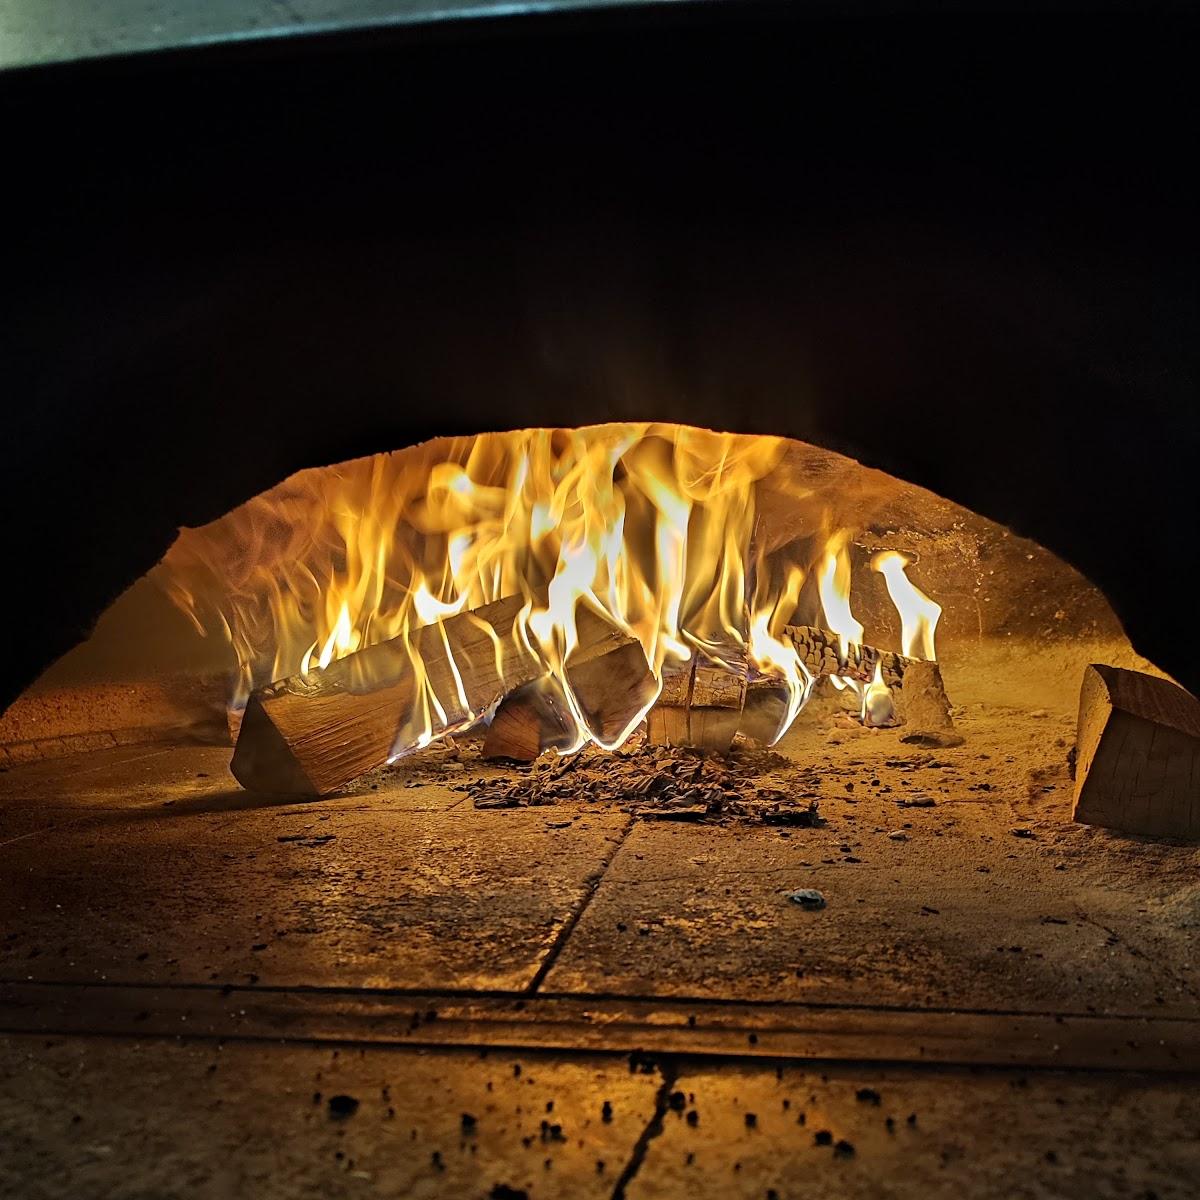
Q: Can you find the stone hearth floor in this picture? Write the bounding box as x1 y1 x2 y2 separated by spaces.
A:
1 692 1198 1199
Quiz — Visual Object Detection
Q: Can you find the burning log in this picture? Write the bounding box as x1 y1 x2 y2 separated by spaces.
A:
647 652 748 752
1073 664 1200 840
738 678 793 745
482 681 573 762
782 624 912 687
564 634 658 746
232 595 537 795
786 624 959 740
650 628 945 750
482 632 657 762
233 597 656 792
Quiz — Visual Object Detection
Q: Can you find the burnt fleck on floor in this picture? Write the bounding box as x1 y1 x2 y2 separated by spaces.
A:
1 648 1198 1199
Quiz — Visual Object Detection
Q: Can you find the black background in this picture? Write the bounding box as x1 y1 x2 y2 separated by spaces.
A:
2 1 1197 706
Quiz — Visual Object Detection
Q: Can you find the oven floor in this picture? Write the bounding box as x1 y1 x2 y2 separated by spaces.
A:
2 684 1198 1198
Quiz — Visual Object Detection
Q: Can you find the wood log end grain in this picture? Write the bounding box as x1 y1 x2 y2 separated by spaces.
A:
896 659 962 746
1073 664 1200 840
482 680 574 762
230 696 320 796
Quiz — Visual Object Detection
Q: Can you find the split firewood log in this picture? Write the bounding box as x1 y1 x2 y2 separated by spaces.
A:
482 629 657 762
562 633 658 747
1073 664 1200 840
644 659 692 748
233 598 656 794
895 659 962 747
647 651 748 752
482 680 574 762
738 677 793 745
232 595 537 795
782 625 913 687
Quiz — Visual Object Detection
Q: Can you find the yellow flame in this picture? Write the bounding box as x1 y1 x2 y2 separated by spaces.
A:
872 551 941 660
159 424 939 756
816 539 863 654
747 563 814 742
816 536 865 697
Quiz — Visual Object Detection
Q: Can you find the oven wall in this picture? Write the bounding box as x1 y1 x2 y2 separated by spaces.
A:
3 5 1196 707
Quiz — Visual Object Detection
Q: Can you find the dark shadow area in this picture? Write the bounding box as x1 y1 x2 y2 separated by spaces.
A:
3 3 1196 706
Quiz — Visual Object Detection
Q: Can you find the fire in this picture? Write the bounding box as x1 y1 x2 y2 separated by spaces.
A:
871 550 941 660
159 424 942 754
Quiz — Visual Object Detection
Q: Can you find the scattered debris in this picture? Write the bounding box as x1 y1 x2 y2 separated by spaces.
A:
788 889 827 911
490 1184 528 1200
539 1120 565 1143
465 740 822 826
277 834 336 847
327 1094 359 1119
761 805 822 827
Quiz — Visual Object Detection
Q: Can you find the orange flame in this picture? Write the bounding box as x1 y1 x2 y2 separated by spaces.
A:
816 539 941 725
159 424 938 755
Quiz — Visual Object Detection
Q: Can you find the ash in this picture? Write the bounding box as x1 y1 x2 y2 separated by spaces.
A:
466 736 823 826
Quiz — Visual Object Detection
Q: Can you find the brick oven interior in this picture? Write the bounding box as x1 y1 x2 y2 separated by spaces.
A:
2 5 1198 1199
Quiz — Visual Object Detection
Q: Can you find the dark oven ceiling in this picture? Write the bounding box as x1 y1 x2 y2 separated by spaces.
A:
1 2 1197 705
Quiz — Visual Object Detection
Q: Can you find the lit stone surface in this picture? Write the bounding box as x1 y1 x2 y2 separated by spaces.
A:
0 1036 660 1200
629 1061 1200 1200
542 704 1200 1017
0 760 630 991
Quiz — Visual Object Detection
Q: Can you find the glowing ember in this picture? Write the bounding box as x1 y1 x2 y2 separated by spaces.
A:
158 424 942 755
